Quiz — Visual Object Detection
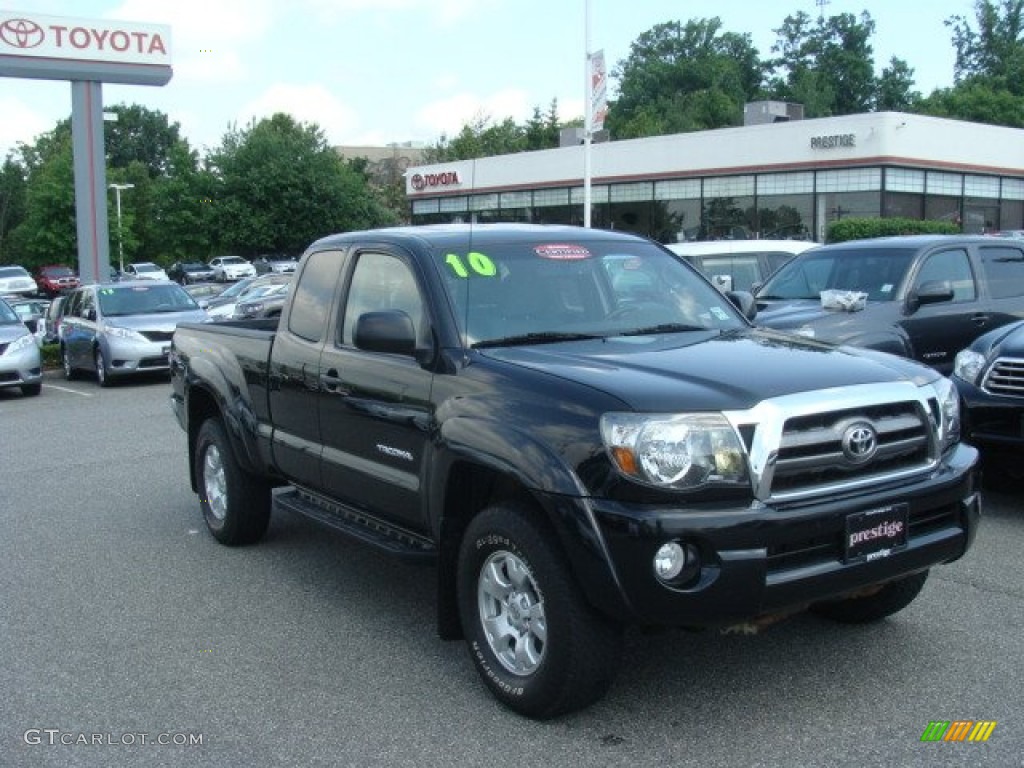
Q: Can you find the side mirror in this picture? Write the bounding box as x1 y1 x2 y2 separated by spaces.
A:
725 290 757 321
354 310 416 356
908 280 954 312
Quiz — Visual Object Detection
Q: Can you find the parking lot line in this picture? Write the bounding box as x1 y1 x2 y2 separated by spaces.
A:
44 383 94 397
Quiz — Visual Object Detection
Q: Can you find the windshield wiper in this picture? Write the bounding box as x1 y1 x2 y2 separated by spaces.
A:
617 323 706 337
473 331 605 348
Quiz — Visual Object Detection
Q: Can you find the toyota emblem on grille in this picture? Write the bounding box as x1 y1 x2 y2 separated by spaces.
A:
0 18 44 49
842 422 878 464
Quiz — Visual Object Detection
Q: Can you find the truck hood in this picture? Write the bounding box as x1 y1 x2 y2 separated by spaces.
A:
755 298 899 342
481 328 933 412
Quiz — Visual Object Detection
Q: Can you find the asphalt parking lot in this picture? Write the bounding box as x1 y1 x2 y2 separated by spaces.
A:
2 372 1022 768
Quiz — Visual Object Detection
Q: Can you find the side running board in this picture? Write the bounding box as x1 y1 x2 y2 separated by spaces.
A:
273 486 437 563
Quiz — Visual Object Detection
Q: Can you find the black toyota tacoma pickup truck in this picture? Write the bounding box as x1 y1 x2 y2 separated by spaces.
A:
170 224 979 719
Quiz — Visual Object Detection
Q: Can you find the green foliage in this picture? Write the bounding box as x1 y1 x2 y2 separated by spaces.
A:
916 76 1024 126
607 19 763 138
8 131 77 269
767 11 878 116
947 0 1024 91
0 156 27 264
876 59 922 111
422 103 567 163
207 113 397 256
826 217 960 243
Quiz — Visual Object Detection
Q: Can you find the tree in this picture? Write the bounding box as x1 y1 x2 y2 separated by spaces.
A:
103 103 186 177
767 11 878 116
875 58 921 111
207 113 397 256
8 131 77 269
0 156 27 263
947 0 1024 90
913 1 1024 126
607 18 765 138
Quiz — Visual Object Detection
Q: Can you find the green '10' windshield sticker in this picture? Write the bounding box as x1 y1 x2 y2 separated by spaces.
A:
445 252 497 278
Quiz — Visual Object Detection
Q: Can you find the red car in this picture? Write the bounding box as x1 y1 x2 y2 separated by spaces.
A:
35 265 80 297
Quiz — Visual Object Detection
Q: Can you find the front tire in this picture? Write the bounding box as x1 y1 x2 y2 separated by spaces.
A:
811 570 929 624
21 382 42 397
194 418 271 545
457 502 623 719
94 348 111 388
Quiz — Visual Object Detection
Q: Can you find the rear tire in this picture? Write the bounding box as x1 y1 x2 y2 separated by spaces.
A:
61 346 76 381
194 418 271 545
811 570 929 624
457 502 623 719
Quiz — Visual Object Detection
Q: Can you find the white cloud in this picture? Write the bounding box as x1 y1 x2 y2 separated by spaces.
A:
236 83 359 142
0 96 59 157
108 0 274 85
415 88 532 138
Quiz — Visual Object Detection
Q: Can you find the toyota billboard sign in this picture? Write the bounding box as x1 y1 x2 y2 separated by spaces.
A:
0 10 171 84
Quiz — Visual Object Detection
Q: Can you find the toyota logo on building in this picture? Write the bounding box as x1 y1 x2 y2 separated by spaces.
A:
0 18 45 49
841 422 878 464
410 173 426 191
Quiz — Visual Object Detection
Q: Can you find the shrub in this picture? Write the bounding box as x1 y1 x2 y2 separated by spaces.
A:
826 217 960 243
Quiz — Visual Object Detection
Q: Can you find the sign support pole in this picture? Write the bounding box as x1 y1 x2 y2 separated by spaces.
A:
70 80 110 285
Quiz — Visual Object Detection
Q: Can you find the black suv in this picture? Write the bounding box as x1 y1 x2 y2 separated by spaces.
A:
755 235 1024 374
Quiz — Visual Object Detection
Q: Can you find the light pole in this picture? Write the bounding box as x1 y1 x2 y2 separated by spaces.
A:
108 183 134 275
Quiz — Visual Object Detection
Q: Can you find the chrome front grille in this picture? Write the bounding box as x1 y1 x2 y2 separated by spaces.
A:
140 330 174 342
725 382 942 504
982 357 1024 398
771 401 932 497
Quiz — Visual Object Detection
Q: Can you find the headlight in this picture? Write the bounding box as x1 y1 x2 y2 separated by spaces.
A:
953 348 987 385
600 413 749 490
4 333 36 354
930 377 961 450
104 325 147 342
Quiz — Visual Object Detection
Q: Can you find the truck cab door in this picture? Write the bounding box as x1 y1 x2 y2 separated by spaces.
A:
268 249 347 488
316 248 434 533
901 247 981 374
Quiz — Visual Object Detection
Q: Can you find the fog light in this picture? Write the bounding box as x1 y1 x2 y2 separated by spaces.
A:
653 541 702 586
654 542 687 581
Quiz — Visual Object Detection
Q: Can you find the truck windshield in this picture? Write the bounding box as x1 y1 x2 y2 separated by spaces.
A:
758 248 916 302
434 238 745 346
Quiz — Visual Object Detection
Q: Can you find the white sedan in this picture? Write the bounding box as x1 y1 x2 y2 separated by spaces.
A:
209 256 257 282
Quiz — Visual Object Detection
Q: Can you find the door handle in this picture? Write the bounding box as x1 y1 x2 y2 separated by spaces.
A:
319 368 347 394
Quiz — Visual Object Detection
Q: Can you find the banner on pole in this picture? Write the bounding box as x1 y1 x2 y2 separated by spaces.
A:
589 49 607 132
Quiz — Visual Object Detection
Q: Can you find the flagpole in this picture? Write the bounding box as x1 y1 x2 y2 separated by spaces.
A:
583 0 592 228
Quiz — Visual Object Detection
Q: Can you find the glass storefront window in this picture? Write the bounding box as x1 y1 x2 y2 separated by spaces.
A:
756 193 814 240
883 191 924 219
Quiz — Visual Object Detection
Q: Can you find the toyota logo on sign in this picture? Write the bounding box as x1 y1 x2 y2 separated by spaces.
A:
411 173 426 191
0 18 44 49
841 422 878 465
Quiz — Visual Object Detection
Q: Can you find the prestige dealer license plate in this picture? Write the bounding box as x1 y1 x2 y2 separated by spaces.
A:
844 503 908 563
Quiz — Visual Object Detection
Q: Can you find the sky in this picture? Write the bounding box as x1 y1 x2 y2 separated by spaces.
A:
0 0 977 158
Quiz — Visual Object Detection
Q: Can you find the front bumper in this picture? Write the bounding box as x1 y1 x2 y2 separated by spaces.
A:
0 342 43 390
103 335 173 377
564 443 979 627
957 377 1024 451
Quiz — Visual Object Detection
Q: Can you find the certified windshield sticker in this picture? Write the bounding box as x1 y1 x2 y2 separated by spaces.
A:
881 284 893 294
534 244 591 260
445 252 497 278
710 306 730 320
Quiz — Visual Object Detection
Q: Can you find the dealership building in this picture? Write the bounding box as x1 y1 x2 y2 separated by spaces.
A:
404 110 1024 243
